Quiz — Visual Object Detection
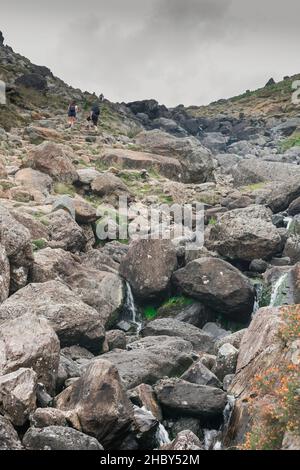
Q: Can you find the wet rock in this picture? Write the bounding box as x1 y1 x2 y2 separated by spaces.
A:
133 406 159 449
23 426 103 450
128 384 162 421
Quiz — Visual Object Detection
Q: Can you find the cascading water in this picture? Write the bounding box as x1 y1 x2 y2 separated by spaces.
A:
205 395 236 450
270 273 288 307
124 282 142 333
139 406 170 447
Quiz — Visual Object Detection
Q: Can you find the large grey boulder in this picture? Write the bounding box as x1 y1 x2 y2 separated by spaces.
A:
231 159 300 186
0 416 23 450
142 318 214 353
181 361 222 388
135 130 215 183
100 336 193 389
160 430 203 450
23 426 103 450
55 359 134 449
0 280 106 353
46 210 86 253
0 368 37 426
24 141 78 183
0 313 60 394
172 257 254 322
154 378 227 420
119 239 177 300
0 244 9 303
31 248 125 329
0 205 33 292
207 205 282 261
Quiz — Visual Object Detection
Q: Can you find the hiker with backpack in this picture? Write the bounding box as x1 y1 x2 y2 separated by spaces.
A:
67 101 78 128
88 103 100 130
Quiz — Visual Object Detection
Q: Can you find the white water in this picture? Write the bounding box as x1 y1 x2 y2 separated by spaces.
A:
125 282 142 333
284 216 293 231
205 395 236 450
140 406 170 446
156 423 171 446
270 273 288 307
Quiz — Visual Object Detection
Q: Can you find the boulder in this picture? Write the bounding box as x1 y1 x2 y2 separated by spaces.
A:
55 359 134 449
215 329 247 351
91 172 129 197
25 141 78 183
0 204 33 292
119 239 177 300
128 384 162 421
135 130 215 183
0 244 9 303
212 343 238 381
10 210 49 240
46 210 86 252
100 336 193 389
0 280 106 353
0 416 23 450
232 159 300 186
16 73 47 91
142 318 214 353
264 179 300 213
172 257 254 322
106 330 127 350
15 168 53 195
181 361 222 388
133 405 159 449
77 168 101 185
101 148 183 180
31 248 125 328
73 197 97 224
0 313 60 394
154 378 227 420
160 430 203 450
0 368 37 426
288 196 300 216
23 426 103 450
207 206 282 261
30 408 68 428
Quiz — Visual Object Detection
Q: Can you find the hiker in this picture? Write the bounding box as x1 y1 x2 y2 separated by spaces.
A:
67 101 78 127
88 102 101 130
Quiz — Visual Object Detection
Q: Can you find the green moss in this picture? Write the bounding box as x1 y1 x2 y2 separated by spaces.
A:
208 217 217 225
143 306 158 320
279 132 300 152
241 182 267 192
54 183 76 196
32 239 47 251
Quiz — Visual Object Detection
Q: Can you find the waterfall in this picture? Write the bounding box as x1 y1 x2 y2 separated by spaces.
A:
205 395 236 450
156 423 171 446
124 282 142 333
284 216 293 231
270 273 288 307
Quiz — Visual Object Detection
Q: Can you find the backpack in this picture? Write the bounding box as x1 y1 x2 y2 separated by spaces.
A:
69 105 76 113
92 105 100 116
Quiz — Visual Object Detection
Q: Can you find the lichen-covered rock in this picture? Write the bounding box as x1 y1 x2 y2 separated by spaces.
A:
23 426 103 450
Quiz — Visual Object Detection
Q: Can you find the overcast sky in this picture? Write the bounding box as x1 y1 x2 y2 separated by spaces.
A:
1 0 300 107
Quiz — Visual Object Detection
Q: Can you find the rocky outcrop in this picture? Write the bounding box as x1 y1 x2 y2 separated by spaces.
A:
160 430 203 450
55 359 134 449
0 416 23 450
46 210 86 253
119 239 177 300
172 257 254 322
0 280 106 353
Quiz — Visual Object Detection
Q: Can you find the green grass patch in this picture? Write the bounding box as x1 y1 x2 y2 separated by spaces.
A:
143 306 158 320
54 183 76 196
32 239 47 251
278 132 300 152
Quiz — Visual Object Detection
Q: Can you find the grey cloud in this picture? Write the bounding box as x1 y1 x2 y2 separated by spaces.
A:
1 0 300 106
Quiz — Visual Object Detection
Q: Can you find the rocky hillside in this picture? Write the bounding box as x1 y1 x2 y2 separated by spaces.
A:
0 32 299 451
